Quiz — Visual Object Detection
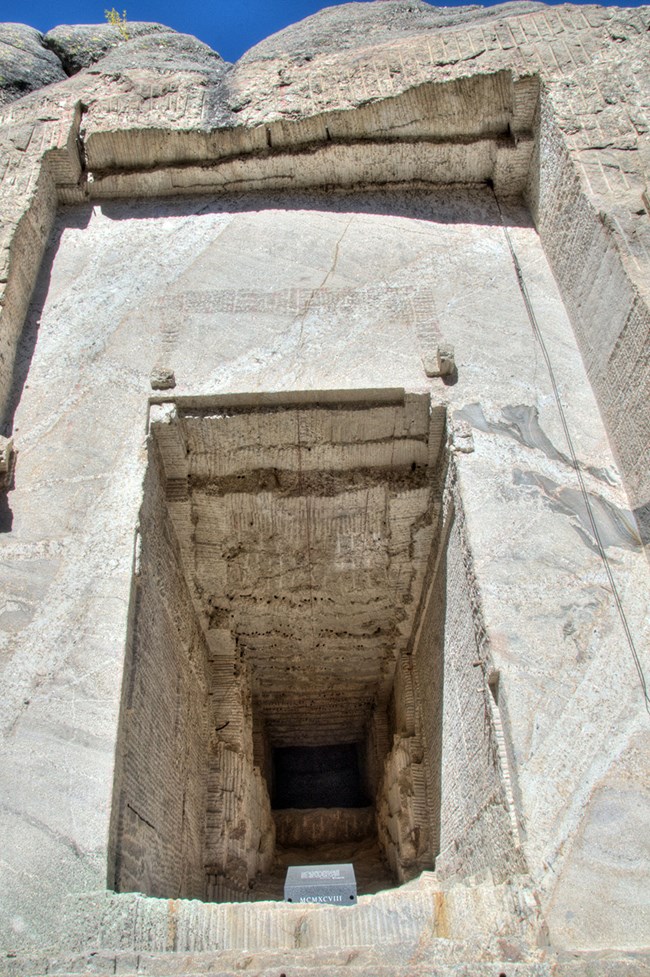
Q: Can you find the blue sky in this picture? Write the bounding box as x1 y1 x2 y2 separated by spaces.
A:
1 0 646 63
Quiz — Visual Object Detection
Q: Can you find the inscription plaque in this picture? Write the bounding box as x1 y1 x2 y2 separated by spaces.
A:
284 863 357 905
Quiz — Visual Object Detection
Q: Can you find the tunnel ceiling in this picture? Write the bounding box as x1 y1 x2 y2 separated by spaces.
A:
151 392 445 747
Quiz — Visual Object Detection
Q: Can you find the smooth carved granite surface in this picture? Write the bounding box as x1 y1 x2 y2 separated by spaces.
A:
0 4 648 976
0 3 648 506
0 187 648 972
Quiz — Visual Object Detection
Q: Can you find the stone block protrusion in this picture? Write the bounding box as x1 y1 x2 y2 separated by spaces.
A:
0 435 15 488
376 733 433 883
150 365 176 390
437 344 456 376
449 418 474 455
423 344 456 378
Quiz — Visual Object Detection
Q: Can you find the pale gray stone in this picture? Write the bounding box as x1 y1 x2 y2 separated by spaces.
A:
423 343 456 377
239 0 548 62
0 4 648 975
149 365 176 390
0 434 14 479
437 343 455 376
93 29 229 77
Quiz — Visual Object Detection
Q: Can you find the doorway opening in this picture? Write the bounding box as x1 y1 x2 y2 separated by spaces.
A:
109 390 521 903
272 744 369 810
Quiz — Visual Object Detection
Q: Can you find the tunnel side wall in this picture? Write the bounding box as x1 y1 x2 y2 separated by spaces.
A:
110 444 211 900
414 472 524 883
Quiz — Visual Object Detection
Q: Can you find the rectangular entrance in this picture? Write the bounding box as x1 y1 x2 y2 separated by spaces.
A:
109 389 516 902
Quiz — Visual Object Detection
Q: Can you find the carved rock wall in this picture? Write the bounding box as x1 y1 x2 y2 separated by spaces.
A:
110 443 211 900
2 3 647 512
529 90 650 518
432 479 525 884
148 394 447 891
0 8 648 951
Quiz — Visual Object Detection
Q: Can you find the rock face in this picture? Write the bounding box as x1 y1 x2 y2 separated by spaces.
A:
0 23 66 104
86 28 229 76
238 0 548 60
43 22 175 73
0 4 648 977
0 21 230 105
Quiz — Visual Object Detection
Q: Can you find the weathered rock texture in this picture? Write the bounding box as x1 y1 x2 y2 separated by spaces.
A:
0 4 648 977
0 24 66 104
43 23 182 74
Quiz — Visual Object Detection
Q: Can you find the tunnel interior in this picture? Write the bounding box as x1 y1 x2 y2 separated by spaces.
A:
109 390 518 902
272 744 370 810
